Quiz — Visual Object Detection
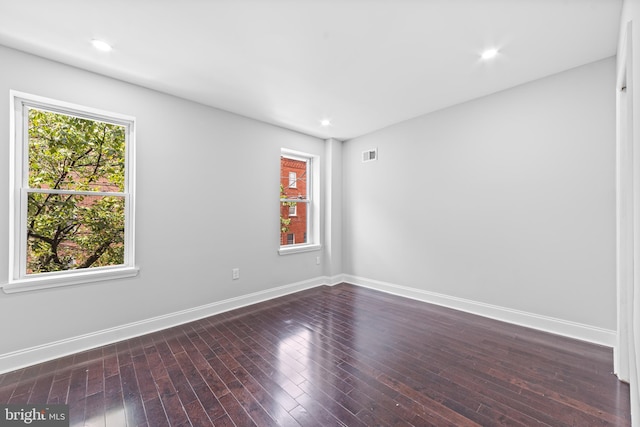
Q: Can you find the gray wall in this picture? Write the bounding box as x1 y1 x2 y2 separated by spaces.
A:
0 45 327 356
343 57 616 330
0 44 618 370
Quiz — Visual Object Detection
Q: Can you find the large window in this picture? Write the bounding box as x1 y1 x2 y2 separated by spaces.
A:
279 149 320 254
5 91 137 292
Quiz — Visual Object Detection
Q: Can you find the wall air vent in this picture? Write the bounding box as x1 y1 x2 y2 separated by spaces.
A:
362 148 378 163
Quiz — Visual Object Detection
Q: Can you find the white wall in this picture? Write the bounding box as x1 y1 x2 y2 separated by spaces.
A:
323 138 343 279
0 43 620 380
617 0 640 424
343 58 616 335
0 45 329 366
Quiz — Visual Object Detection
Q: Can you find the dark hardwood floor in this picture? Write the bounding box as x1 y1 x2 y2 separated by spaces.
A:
0 283 631 426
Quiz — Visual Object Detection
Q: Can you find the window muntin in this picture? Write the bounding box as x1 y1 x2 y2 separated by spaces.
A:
6 92 137 291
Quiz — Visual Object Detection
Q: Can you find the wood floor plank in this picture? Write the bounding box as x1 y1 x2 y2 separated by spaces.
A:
83 391 106 427
103 373 126 426
141 396 170 427
0 283 631 426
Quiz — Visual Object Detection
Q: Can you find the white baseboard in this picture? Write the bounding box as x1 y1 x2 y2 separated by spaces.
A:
0 274 616 375
325 274 346 286
0 276 332 375
344 275 616 347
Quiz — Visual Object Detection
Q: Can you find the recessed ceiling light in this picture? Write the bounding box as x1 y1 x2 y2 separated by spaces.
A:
481 48 499 60
320 119 332 127
91 39 112 52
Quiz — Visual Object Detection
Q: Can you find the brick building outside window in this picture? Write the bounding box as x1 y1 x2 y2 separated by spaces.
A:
280 156 308 246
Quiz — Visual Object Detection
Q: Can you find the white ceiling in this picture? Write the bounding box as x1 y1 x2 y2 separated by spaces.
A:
0 0 622 141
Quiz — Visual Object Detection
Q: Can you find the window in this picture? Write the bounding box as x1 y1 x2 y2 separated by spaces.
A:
279 149 320 254
5 91 137 293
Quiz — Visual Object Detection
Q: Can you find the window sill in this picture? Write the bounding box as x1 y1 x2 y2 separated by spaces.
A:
2 266 139 294
278 244 322 256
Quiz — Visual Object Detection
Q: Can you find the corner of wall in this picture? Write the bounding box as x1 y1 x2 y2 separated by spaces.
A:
323 138 344 277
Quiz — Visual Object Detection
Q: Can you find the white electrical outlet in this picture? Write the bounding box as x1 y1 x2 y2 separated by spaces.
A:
316 256 321 265
232 268 240 280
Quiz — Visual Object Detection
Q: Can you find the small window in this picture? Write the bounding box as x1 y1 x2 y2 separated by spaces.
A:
5 91 138 293
279 149 320 254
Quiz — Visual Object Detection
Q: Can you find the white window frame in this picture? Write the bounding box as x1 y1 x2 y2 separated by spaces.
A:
288 171 297 188
289 204 297 217
279 148 321 255
3 91 138 293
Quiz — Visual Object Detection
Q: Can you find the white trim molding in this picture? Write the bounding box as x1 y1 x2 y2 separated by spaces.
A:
324 274 347 286
0 274 615 375
344 275 616 347
7 91 137 292
0 276 333 374
2 266 139 294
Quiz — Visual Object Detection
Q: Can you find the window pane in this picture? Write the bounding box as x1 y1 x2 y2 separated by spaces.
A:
280 156 307 199
27 192 125 274
280 153 312 248
28 108 126 192
280 200 308 246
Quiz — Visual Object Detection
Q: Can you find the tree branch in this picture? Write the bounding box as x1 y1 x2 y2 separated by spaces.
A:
27 231 54 245
77 231 122 269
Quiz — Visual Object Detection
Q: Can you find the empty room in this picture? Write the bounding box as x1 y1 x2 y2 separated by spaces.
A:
0 0 639 426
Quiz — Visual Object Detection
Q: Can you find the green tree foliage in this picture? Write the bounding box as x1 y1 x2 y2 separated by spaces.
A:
26 109 126 274
280 183 295 235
